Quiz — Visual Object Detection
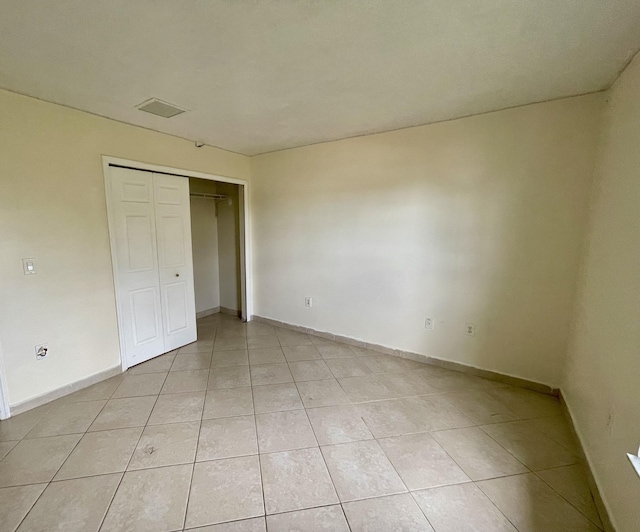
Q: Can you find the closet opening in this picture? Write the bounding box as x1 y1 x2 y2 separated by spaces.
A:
189 177 246 322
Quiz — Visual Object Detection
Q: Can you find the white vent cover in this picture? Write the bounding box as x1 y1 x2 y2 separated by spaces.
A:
136 98 186 118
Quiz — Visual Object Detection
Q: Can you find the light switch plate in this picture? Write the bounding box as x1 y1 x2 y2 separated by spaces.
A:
22 258 36 275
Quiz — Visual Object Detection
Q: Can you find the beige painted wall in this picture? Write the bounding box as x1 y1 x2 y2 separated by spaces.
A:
251 94 603 387
563 53 640 531
190 197 221 313
0 89 249 406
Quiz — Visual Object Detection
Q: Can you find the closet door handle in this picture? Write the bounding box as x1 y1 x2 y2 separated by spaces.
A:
175 273 180 277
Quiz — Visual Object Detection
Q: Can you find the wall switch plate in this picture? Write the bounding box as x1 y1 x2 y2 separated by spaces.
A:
424 317 434 330
304 297 312 308
35 344 48 360
465 323 476 336
22 258 36 275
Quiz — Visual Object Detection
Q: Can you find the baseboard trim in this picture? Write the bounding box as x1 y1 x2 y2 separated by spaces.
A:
9 364 123 417
220 306 242 318
196 307 220 319
252 315 558 396
558 392 615 532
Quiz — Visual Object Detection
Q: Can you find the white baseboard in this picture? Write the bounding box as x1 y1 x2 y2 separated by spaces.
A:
196 307 220 318
9 364 123 417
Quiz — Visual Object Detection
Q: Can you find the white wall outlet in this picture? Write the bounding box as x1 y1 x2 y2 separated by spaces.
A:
424 317 434 330
304 297 312 308
22 258 36 275
465 323 476 336
35 344 48 360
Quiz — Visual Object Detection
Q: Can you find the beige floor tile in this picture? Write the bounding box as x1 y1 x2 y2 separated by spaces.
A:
203 387 254 419
0 434 82 487
443 390 520 425
63 375 125 403
250 363 293 385
0 440 18 460
54 427 142 480
246 323 276 337
214 337 247 352
187 517 266 531
128 421 199 470
477 473 601 532
306 405 374 445
357 399 424 438
337 375 396 402
536 464 603 527
343 493 434 531
128 352 175 374
349 346 383 357
282 345 321 362
260 447 338 514
256 410 317 453
0 405 55 442
418 368 498 393
179 341 214 354
210 350 249 368
89 396 156 431
25 400 106 438
321 440 407 502
482 421 578 470
266 505 349 531
197 416 257 461
216 327 247 338
378 432 470 490
377 372 437 397
186 456 264 528
309 335 337 346
529 416 579 451
162 369 210 394
485 387 562 419
147 391 205 425
247 336 280 349
413 482 517 531
112 373 166 398
252 383 303 414
325 358 373 378
288 360 333 382
316 342 356 359
276 333 314 347
432 427 527 480
0 484 47 532
17 473 121 532
170 352 212 372
296 379 351 408
101 464 192 532
361 355 408 374
401 395 474 431
248 348 286 365
208 366 251 389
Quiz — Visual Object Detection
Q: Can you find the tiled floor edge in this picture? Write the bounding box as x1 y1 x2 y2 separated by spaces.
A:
251 314 558 396
221 306 242 318
558 391 616 532
196 307 221 319
9 364 123 417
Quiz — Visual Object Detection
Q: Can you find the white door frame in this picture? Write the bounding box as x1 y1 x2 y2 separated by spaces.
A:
102 156 253 371
0 336 11 419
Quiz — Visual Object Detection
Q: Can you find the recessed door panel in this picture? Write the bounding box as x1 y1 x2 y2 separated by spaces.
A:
130 287 161 345
158 215 185 268
155 184 182 205
125 215 154 271
163 282 188 334
122 181 151 203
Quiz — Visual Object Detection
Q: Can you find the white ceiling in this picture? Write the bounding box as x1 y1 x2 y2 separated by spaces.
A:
1 1 639 155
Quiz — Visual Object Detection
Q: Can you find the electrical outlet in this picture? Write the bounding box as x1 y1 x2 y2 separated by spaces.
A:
424 317 434 330
465 323 476 336
304 297 312 308
35 344 48 360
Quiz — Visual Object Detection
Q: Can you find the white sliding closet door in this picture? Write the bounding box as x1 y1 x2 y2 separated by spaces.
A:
153 173 197 351
107 166 196 368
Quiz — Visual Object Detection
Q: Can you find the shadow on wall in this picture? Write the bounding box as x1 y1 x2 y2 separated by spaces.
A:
251 94 602 387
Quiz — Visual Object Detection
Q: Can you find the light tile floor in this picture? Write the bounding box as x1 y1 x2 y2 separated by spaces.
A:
0 314 604 531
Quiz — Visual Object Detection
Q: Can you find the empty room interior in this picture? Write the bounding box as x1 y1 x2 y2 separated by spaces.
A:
0 2 639 531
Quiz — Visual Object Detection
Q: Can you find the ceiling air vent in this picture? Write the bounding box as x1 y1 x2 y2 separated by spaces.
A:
136 98 186 118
